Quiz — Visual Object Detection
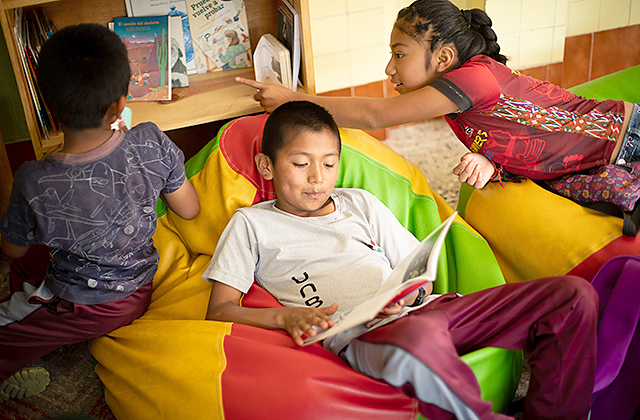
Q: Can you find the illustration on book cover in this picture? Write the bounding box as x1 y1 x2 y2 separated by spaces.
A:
114 16 172 101
186 0 252 73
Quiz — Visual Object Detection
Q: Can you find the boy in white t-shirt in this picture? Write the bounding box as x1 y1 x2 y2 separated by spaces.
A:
203 100 598 420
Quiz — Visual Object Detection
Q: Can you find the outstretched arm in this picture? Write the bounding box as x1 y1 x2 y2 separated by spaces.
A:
236 77 459 131
452 153 495 189
161 178 200 220
206 281 338 346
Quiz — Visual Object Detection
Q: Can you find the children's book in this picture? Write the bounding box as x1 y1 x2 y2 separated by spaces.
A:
303 212 457 345
276 0 300 91
13 7 59 139
253 34 291 89
185 0 252 73
124 0 196 75
113 16 172 101
169 15 190 87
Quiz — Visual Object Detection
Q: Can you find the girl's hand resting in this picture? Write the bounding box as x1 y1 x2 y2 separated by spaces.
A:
280 303 339 346
452 153 495 189
236 77 298 113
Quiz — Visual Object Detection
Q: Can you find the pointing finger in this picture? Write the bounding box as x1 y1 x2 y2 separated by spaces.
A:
236 77 263 90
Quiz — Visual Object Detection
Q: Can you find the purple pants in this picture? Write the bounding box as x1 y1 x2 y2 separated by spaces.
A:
0 244 153 381
352 276 598 420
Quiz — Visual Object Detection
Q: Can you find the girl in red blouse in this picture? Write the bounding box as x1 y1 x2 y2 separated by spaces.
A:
237 0 638 188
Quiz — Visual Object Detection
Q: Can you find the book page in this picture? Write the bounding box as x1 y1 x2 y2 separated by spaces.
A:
303 212 457 345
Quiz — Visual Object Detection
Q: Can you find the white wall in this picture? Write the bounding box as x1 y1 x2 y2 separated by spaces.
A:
310 0 640 92
309 0 410 93
487 0 640 70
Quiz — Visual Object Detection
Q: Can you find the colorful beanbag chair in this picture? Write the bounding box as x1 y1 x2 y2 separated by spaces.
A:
90 114 522 419
457 65 640 283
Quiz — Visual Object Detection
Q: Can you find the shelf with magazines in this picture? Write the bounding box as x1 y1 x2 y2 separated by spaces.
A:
0 0 315 159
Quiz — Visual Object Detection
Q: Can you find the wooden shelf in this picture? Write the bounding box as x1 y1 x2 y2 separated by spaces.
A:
129 68 265 132
1 0 315 158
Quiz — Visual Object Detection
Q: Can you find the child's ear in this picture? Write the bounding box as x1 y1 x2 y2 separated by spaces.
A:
255 153 274 180
434 45 457 73
115 95 127 116
104 95 128 123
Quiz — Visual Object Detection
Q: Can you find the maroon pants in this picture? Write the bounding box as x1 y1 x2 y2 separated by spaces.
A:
359 276 599 420
0 244 153 381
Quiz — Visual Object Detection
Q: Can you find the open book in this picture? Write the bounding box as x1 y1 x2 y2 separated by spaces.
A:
303 212 457 345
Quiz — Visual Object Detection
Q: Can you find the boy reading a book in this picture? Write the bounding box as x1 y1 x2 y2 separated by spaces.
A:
204 100 598 420
0 23 199 401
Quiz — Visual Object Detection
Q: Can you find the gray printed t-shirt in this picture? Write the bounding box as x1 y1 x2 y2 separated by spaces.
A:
203 188 419 322
1 122 186 304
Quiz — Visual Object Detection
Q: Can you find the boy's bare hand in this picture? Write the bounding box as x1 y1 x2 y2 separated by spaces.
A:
280 303 339 346
366 300 405 328
236 77 298 113
452 152 495 189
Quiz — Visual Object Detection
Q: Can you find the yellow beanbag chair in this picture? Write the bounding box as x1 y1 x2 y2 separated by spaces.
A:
457 65 640 283
90 113 521 419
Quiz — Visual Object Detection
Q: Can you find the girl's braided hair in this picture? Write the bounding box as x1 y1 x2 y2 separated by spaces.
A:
395 0 507 66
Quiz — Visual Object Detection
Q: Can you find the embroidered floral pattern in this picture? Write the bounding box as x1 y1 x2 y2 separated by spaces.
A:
547 162 640 211
489 94 623 142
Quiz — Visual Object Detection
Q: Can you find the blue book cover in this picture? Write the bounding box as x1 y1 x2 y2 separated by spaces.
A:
124 0 196 75
114 15 172 101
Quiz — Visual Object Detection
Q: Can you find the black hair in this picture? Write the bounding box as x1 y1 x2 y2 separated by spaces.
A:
262 101 341 163
395 0 507 66
36 23 131 130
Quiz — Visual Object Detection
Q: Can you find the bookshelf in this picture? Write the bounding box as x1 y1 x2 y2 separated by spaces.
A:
0 0 315 159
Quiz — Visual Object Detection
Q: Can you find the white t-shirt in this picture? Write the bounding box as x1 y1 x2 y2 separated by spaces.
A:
203 188 419 314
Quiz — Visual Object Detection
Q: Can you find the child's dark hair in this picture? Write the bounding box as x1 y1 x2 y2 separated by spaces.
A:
262 101 341 163
36 23 130 130
396 0 507 66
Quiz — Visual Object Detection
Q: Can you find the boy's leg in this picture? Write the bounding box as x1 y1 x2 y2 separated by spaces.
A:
343 339 509 420
0 281 153 382
359 276 598 420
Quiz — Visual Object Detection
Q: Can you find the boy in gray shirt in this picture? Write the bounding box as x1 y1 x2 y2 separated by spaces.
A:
1 24 199 401
204 101 598 420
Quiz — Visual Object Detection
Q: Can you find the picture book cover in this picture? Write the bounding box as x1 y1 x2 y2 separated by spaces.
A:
185 0 252 73
114 16 172 101
170 15 190 87
124 0 196 75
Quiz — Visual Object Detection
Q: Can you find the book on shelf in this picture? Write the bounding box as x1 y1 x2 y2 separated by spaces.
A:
276 0 301 91
303 212 457 345
124 0 196 75
253 34 291 90
185 0 252 74
169 16 190 87
109 17 189 87
12 7 59 139
113 16 172 101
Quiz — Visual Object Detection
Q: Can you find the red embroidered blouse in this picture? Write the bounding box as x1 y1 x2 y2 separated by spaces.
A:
430 55 625 180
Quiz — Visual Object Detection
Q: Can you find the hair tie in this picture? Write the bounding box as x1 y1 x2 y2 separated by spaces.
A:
461 9 473 28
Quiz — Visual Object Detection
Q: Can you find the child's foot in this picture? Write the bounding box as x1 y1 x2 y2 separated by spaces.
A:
0 367 50 402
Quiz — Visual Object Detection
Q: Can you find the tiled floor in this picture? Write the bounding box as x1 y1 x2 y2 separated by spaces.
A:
385 117 470 209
